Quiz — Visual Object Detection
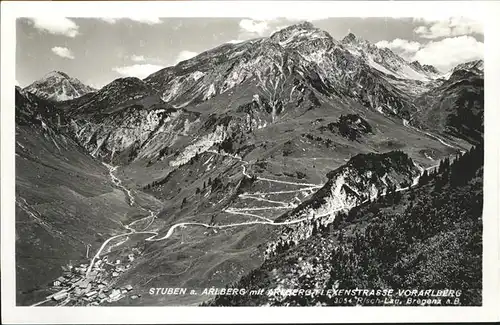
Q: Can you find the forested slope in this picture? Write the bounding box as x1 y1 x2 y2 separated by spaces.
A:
206 143 483 306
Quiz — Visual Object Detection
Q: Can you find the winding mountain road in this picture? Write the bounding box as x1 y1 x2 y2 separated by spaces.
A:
84 151 327 277
88 148 439 277
37 146 444 307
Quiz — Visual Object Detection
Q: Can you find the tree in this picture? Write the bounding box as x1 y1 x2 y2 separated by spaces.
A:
393 187 402 204
312 221 319 236
418 170 429 186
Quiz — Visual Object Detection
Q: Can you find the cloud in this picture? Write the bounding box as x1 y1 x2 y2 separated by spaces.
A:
232 18 284 43
99 17 163 25
130 54 165 65
239 19 270 36
51 46 75 59
242 15 330 22
376 38 422 60
27 17 79 37
131 17 162 25
376 39 421 53
99 17 118 24
112 64 164 79
117 51 196 75
226 39 246 44
234 18 317 43
175 50 197 64
413 36 483 72
375 34 483 72
85 81 104 89
130 55 145 62
414 17 483 39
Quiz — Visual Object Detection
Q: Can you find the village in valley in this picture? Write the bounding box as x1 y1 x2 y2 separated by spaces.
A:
45 248 143 306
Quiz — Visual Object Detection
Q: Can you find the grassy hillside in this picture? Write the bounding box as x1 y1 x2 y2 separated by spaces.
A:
206 143 483 306
15 89 162 305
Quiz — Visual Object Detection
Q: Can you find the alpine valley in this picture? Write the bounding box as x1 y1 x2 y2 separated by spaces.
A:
15 22 483 306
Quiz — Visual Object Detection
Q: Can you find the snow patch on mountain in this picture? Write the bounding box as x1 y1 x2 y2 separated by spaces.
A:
191 71 205 81
204 84 216 100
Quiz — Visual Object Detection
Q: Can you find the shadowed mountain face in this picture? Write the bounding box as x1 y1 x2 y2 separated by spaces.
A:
15 22 483 306
15 88 162 305
412 60 484 144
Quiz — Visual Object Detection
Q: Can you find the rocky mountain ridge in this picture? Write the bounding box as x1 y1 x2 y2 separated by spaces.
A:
24 71 96 101
264 151 421 257
22 24 482 171
49 24 478 171
15 22 483 307
341 32 440 81
144 23 436 119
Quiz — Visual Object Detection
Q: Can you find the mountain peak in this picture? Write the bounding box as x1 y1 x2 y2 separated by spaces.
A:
98 77 155 99
410 60 423 68
342 32 357 43
271 21 319 36
422 64 440 74
24 71 95 101
409 61 440 76
44 70 71 79
341 32 372 49
269 21 333 46
342 35 441 81
291 21 315 30
103 77 150 90
450 59 484 76
71 76 158 114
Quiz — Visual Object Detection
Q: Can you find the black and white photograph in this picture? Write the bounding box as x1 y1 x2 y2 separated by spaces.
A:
2 0 499 323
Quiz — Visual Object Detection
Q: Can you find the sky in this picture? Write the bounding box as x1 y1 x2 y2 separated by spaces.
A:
16 16 484 88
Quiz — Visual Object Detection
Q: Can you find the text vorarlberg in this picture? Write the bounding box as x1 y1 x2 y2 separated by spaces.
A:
148 287 462 298
328 289 461 297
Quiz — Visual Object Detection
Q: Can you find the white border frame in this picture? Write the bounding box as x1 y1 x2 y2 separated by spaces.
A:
2 1 499 323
